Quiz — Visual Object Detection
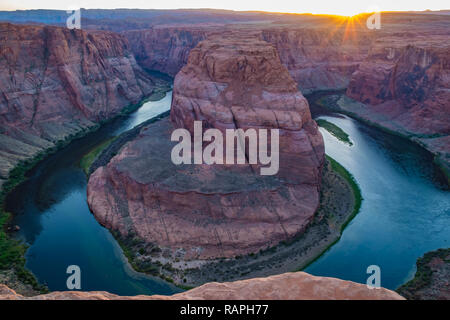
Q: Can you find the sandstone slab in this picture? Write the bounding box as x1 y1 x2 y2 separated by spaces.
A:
0 271 404 300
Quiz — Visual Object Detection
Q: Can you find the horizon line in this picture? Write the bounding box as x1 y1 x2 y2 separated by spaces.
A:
1 7 450 16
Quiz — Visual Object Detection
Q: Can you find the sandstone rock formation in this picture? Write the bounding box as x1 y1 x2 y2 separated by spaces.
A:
170 33 325 183
397 248 450 300
0 271 404 300
0 23 161 189
123 25 375 93
123 27 209 76
121 15 450 178
87 33 324 261
344 36 450 177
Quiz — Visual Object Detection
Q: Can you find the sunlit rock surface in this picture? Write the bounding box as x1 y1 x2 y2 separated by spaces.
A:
87 33 324 260
0 23 159 188
0 272 404 300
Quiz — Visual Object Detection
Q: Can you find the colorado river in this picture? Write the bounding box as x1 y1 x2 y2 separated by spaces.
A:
6 92 182 295
305 111 450 290
5 92 449 294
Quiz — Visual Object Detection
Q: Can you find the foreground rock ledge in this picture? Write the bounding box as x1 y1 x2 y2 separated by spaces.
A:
87 33 324 260
0 272 404 300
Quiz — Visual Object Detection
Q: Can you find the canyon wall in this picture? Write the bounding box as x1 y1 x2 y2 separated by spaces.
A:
122 18 449 173
123 27 209 76
123 25 375 93
346 36 450 172
347 37 450 135
0 23 160 189
260 28 374 93
87 33 324 261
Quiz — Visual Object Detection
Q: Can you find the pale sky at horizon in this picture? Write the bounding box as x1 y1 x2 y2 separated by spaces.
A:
1 0 449 16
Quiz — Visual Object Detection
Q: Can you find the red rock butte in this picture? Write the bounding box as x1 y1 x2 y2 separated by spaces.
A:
87 33 325 260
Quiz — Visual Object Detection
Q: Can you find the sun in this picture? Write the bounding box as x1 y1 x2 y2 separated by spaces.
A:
332 8 366 18
327 5 381 18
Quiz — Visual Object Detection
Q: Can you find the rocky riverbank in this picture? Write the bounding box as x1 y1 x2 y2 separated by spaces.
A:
0 87 171 297
0 21 172 295
314 93 450 187
397 248 450 300
105 153 360 287
88 33 326 263
0 23 170 190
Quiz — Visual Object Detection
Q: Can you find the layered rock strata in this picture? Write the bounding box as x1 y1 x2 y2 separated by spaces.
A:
260 27 374 93
0 23 160 189
121 17 449 177
87 34 324 260
346 37 450 174
123 27 209 76
123 25 375 93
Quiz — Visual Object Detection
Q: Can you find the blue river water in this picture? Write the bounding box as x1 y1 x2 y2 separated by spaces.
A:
7 93 182 295
305 114 449 290
5 92 449 294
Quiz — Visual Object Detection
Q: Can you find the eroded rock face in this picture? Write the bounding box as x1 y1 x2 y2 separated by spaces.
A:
122 18 449 172
124 26 374 93
261 28 374 94
170 33 324 183
345 37 450 173
87 34 324 260
347 38 450 136
0 271 404 300
0 23 158 188
123 27 209 76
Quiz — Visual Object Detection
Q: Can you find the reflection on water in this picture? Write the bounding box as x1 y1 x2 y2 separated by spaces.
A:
6 92 181 295
305 114 450 290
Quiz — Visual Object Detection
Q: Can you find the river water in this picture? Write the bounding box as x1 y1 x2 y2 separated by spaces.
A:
305 113 449 289
5 92 449 294
6 92 182 295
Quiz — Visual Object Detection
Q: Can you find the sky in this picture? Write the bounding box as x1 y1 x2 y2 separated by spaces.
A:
1 0 449 16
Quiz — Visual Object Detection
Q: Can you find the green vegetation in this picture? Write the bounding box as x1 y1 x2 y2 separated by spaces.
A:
326 155 362 231
298 156 363 271
316 94 450 188
80 137 117 174
0 80 173 293
0 125 104 293
0 212 22 269
317 119 353 146
113 231 169 275
433 156 450 186
112 231 194 291
0 194 48 293
0 151 53 291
